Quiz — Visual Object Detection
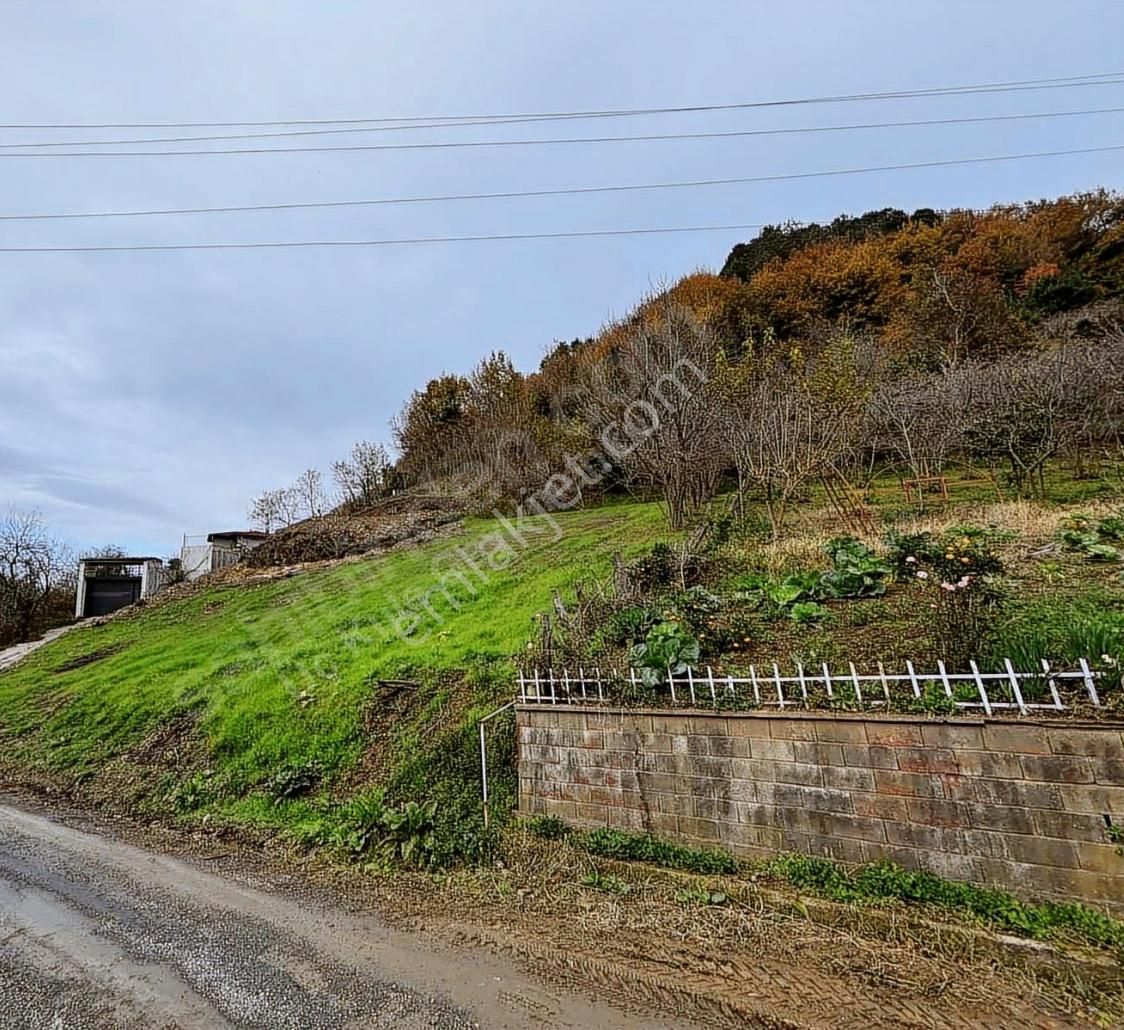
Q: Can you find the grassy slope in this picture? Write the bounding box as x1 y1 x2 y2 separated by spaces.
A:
0 502 668 800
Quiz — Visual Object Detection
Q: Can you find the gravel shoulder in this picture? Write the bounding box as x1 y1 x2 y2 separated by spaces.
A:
0 799 698 1030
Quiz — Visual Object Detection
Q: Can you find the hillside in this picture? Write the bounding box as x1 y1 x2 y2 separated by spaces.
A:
3 469 1124 848
0 502 669 853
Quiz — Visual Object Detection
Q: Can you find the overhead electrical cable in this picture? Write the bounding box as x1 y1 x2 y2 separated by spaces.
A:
0 104 1119 155
0 142 1116 225
0 70 1121 131
0 223 769 252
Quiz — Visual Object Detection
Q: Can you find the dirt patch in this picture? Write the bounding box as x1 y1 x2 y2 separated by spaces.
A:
53 643 127 674
246 494 465 568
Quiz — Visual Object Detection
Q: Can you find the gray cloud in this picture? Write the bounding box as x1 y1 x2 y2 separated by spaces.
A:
0 0 1119 556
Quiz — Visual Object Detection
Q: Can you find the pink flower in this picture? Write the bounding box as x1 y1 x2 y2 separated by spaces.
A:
915 570 929 580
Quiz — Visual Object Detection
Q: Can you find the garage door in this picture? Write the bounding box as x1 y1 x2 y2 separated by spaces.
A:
84 577 141 617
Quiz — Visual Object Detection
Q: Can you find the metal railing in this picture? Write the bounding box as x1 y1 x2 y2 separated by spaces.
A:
518 659 1118 716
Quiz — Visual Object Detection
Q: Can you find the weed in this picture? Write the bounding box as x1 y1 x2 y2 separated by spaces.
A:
526 814 571 840
765 854 1124 955
266 762 322 802
674 885 729 906
577 827 739 875
580 869 631 894
789 601 832 625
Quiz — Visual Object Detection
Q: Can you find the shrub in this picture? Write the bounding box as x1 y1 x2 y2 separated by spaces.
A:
887 528 1005 665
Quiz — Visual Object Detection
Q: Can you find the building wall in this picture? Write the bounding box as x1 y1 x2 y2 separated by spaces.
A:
517 705 1124 912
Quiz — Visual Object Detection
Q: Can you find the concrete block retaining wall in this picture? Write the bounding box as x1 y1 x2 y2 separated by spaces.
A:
517 705 1124 911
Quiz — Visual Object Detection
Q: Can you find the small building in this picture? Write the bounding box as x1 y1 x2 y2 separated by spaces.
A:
75 556 165 618
179 530 267 581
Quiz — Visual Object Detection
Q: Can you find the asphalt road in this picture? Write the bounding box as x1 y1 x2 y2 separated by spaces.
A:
0 802 686 1030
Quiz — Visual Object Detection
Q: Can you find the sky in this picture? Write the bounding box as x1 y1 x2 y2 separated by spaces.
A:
1 0 1122 556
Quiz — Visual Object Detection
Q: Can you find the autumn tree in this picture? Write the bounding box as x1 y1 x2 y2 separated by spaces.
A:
580 300 724 529
722 336 871 537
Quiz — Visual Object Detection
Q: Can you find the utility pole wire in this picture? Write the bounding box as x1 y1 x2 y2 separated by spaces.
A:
0 223 770 253
0 104 1119 155
0 142 1117 224
0 70 1120 130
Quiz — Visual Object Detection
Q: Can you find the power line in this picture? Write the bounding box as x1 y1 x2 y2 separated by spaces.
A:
0 143 1116 225
1 104 1120 157
0 223 768 252
1 71 1122 130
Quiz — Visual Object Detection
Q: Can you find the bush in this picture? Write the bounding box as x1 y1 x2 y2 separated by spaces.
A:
266 762 322 802
887 527 1006 665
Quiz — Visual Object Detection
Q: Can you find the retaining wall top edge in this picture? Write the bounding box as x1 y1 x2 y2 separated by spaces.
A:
514 703 1123 731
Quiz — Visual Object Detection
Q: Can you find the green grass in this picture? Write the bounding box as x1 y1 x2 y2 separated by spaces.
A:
765 853 1124 954
0 503 670 822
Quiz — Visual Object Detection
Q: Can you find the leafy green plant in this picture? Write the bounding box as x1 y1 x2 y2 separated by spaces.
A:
765 570 822 607
577 827 739 875
1059 514 1123 561
580 869 631 894
675 885 729 906
902 682 958 715
266 761 322 802
527 814 571 840
379 799 440 867
630 621 700 687
789 601 832 625
600 605 660 647
818 536 891 599
765 854 1124 954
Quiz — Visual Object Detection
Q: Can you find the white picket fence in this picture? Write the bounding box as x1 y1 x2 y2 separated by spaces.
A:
518 659 1118 716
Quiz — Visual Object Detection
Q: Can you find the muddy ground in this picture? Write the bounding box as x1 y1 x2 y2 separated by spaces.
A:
0 785 1120 1029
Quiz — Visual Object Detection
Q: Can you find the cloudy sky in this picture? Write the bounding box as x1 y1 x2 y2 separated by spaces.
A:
1 0 1121 556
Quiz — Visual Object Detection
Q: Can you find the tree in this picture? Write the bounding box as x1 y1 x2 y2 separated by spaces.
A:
332 441 393 509
248 488 296 533
0 509 74 646
722 338 869 538
292 468 326 519
580 300 725 529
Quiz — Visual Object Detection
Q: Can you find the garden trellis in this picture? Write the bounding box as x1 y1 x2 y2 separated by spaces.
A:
517 659 1117 716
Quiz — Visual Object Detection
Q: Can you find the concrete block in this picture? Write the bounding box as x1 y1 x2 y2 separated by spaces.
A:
954 750 1024 779
773 784 855 814
814 719 869 744
1000 834 1081 870
792 741 846 766
767 718 819 741
1059 784 1124 815
983 724 1051 755
749 737 796 762
905 798 970 829
842 745 898 770
962 802 1036 836
946 777 1063 810
1020 754 1095 784
820 765 876 792
1048 729 1124 760
895 747 960 775
773 762 825 787
866 723 923 747
1035 809 1114 842
919 722 985 750
1076 843 1124 875
872 769 945 798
